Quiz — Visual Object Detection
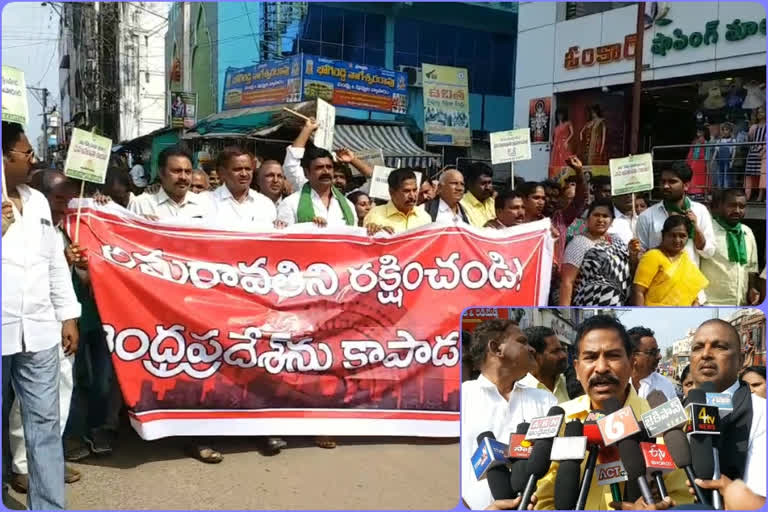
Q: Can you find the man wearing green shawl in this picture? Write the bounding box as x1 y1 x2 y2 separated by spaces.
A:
636 162 716 303
700 189 760 305
277 145 358 228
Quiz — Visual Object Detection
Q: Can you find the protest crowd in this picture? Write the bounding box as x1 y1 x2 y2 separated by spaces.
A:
461 314 767 511
1 105 766 511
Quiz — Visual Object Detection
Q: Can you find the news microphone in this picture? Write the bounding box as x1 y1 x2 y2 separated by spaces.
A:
518 406 564 511
699 382 723 511
475 432 514 500
685 388 716 508
576 411 605 510
554 420 586 510
508 422 531 497
646 390 708 505
601 398 631 504
618 434 655 505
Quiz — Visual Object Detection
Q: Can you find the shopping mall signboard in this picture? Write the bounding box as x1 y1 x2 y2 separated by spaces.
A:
222 54 407 115
563 6 766 70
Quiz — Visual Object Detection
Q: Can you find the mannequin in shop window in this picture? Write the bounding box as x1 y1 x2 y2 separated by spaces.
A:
711 122 737 189
579 104 607 166
745 106 766 201
550 108 574 173
686 126 711 197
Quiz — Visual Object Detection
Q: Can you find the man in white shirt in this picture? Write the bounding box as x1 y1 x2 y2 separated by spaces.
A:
636 161 716 266
207 146 277 229
8 171 83 494
608 193 636 246
129 146 209 220
277 145 358 227
2 122 81 510
423 169 470 224
282 117 373 191
627 326 677 401
461 319 557 510
689 319 766 499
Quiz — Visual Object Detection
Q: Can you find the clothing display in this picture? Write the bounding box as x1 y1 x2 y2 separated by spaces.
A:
686 137 711 194
702 87 726 110
742 82 766 110
746 123 766 176
712 136 736 188
550 121 573 171
582 118 607 165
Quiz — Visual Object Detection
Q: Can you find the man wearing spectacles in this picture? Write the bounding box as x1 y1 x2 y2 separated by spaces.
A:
627 326 677 400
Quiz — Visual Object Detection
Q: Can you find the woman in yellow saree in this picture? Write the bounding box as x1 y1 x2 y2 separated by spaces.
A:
631 215 709 306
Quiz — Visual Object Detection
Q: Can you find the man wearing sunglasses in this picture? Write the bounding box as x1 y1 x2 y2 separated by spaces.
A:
2 121 80 510
628 326 677 400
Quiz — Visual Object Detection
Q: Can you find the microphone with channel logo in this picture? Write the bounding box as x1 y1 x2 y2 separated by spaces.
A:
694 382 724 510
553 419 586 510
644 390 708 506
508 422 531 498
472 431 514 500
575 409 608 510
517 406 565 510
685 387 720 509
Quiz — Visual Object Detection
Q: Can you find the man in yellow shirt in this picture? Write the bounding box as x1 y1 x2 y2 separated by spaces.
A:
520 326 570 403
364 168 432 234
533 315 693 510
460 162 495 227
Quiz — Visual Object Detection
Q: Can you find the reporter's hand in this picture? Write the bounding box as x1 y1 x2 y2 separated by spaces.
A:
609 496 674 510
485 494 537 510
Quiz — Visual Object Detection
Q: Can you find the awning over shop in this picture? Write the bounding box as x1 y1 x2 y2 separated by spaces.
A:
333 125 440 169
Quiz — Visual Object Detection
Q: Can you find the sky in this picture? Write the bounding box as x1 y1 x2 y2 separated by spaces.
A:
615 308 728 352
2 2 60 150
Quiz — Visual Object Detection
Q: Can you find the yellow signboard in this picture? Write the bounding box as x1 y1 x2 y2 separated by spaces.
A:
422 64 471 147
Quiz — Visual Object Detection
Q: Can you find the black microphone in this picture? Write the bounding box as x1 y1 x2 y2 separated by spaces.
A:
576 409 605 510
509 422 530 497
554 419 585 510
618 434 655 505
477 432 514 500
685 388 715 508
698 382 723 510
644 391 671 500
518 406 564 511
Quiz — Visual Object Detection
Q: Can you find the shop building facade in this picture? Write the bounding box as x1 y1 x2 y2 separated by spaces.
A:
513 1 766 183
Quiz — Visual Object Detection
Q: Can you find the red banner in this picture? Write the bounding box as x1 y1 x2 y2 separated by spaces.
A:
66 205 553 440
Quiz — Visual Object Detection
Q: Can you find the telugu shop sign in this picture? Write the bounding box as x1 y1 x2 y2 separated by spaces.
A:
222 54 407 114
564 13 766 70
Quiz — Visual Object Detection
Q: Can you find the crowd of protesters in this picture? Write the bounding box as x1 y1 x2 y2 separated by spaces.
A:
1 108 766 510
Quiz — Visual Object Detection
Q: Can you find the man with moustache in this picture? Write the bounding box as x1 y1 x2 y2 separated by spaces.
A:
700 189 760 305
533 315 693 510
485 189 526 228
2 122 80 509
460 319 557 510
519 326 569 403
130 146 209 219
277 144 358 228
364 168 432 234
424 169 469 224
208 147 277 228
688 319 766 501
460 162 496 227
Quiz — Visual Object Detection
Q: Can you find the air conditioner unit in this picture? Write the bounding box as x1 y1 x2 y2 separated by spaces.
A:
398 65 422 87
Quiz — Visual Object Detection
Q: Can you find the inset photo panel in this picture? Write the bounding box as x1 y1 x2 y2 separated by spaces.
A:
461 307 765 511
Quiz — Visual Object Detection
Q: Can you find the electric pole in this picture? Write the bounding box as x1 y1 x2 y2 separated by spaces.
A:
28 86 51 161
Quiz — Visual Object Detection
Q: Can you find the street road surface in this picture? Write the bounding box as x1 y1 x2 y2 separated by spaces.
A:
5 428 458 510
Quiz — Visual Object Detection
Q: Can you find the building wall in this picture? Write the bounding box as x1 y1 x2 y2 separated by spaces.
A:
118 2 169 141
513 1 767 181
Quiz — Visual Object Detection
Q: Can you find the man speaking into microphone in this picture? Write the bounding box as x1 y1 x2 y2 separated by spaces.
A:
687 319 766 506
461 320 558 510
533 315 693 510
